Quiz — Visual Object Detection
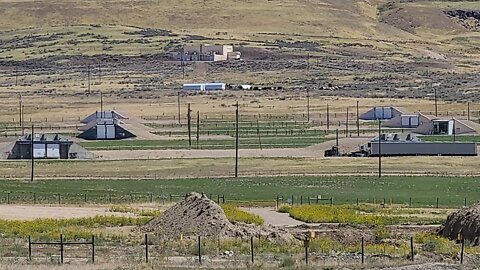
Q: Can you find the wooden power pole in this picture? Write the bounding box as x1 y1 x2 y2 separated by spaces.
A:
187 103 192 148
30 125 35 182
234 101 239 178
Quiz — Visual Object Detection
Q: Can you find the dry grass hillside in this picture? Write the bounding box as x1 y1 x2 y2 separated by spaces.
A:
0 0 479 62
0 0 478 40
1 0 480 102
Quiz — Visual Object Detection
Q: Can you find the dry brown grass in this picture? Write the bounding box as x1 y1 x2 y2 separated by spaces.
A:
0 155 479 179
1 91 476 124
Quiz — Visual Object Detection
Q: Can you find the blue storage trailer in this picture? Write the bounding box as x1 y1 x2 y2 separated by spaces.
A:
183 83 225 91
183 83 205 91
204 83 226 90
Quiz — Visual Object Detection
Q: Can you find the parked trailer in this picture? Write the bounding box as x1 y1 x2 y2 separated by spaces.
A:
204 83 225 90
183 83 225 91
368 142 477 156
183 83 205 91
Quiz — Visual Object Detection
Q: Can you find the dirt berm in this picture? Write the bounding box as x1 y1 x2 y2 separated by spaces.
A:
140 192 294 242
439 203 480 245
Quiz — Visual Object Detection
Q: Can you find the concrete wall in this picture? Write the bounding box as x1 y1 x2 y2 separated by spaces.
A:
181 45 235 61
413 117 476 135
78 124 135 140
360 107 402 120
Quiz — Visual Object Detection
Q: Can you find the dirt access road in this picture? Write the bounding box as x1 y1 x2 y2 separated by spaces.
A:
0 205 135 220
242 207 309 226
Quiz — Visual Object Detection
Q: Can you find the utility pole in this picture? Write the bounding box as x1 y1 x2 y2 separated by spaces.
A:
346 107 349 137
356 100 360 137
378 120 382 178
87 65 91 93
22 104 25 135
177 92 181 124
434 87 438 117
467 102 470 121
336 129 339 150
30 125 34 182
100 91 103 118
453 119 456 142
19 95 23 135
15 67 18 86
326 104 330 130
182 59 185 79
196 111 200 149
306 54 310 71
98 62 102 83
256 119 262 150
187 103 192 148
234 101 239 178
306 89 310 122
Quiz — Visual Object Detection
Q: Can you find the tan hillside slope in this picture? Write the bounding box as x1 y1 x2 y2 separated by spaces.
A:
0 0 416 40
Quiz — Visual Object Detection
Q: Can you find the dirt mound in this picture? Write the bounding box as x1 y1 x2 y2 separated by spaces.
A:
439 204 480 245
140 192 293 242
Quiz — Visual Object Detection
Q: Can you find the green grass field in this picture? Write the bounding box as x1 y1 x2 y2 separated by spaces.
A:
0 176 478 207
421 135 480 143
80 137 331 150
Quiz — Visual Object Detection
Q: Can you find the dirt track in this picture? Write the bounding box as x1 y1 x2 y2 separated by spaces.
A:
0 205 135 220
242 207 306 226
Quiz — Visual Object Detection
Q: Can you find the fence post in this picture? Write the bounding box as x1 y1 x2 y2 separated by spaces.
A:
145 234 149 263
460 238 465 264
28 235 32 261
92 235 95 263
60 234 64 264
464 197 467 207
58 194 61 205
198 236 202 264
300 196 303 205
150 193 153 203
409 197 412 207
7 192 9 204
436 197 439 209
84 194 87 203
361 236 364 264
410 236 414 261
304 236 309 264
250 236 254 263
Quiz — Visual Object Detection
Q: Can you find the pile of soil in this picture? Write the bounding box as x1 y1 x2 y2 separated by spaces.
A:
140 192 293 242
439 203 480 245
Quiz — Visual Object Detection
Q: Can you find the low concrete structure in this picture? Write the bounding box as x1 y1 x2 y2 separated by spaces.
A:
360 106 403 120
78 119 135 140
81 110 127 124
6 134 93 159
412 114 476 135
361 133 477 156
175 44 241 62
384 114 420 128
